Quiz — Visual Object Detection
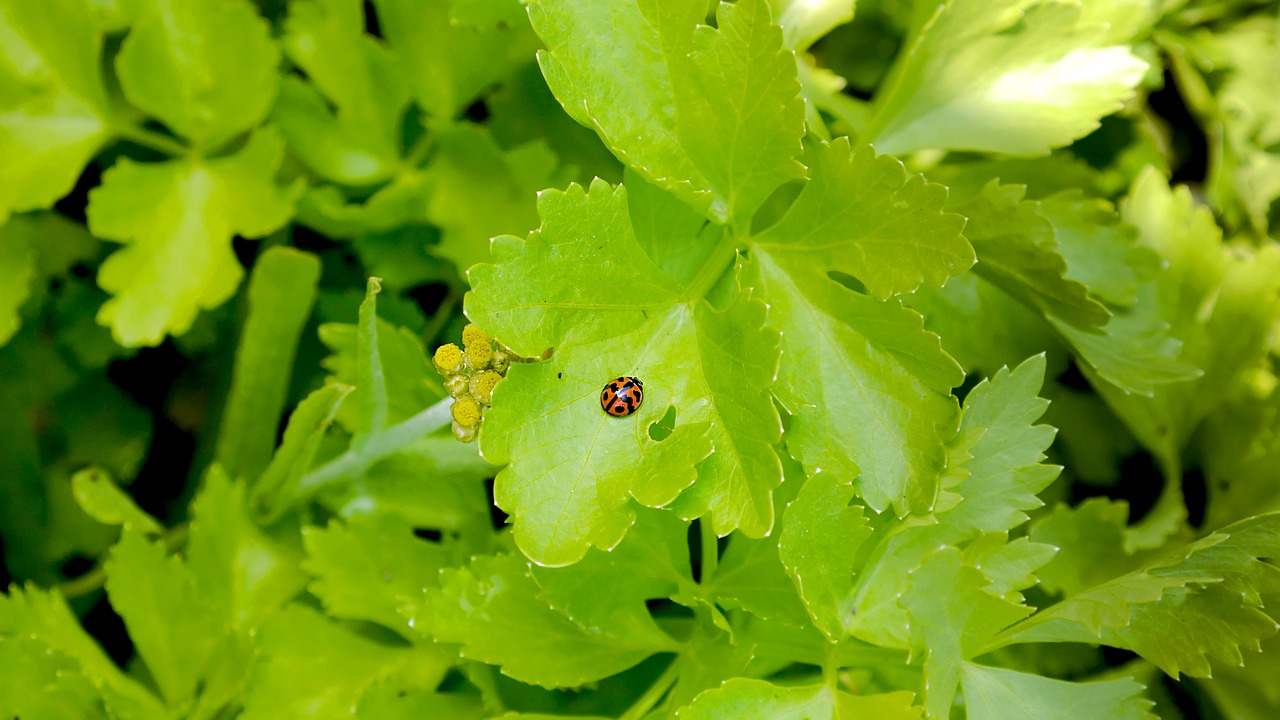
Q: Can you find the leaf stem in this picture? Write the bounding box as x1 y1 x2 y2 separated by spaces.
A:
295 397 454 497
620 656 682 720
699 519 719 585
116 124 190 157
683 231 741 301
404 131 437 169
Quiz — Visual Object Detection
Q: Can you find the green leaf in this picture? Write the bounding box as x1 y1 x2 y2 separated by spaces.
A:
425 124 568 272
104 530 221 707
677 679 831 719
677 679 923 719
995 512 1280 678
469 179 783 565
862 0 1148 156
1040 190 1155 308
898 547 1033 719
846 356 1057 649
416 553 676 688
0 636 107 720
670 0 807 227
373 0 539 118
215 247 321 482
252 383 352 520
778 472 872 640
0 220 37 346
529 508 690 647
70 466 160 534
953 181 1111 331
744 252 963 515
664 621 757 712
1029 499 1142 595
451 0 525 30
939 355 1059 537
295 174 434 238
751 139 973 300
356 277 389 439
274 0 408 185
0 0 112 222
241 603 451 720
530 0 805 224
773 0 855 51
710 460 811 627
186 468 308 629
0 586 167 720
115 0 278 148
302 513 443 635
356 682 487 720
1097 170 1280 470
87 127 300 346
625 167 722 286
318 317 441 434
316 436 494 539
960 663 1154 720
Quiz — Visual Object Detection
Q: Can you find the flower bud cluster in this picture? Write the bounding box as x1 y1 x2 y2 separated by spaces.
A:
433 324 509 443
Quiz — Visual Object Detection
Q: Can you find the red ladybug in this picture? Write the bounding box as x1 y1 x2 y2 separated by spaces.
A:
601 376 644 417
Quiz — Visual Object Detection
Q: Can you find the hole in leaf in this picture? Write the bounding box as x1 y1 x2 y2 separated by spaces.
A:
464 99 491 123
414 528 443 542
648 405 677 441
362 0 381 37
828 270 868 296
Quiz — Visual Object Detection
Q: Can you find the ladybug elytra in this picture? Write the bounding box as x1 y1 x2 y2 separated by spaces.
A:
601 376 644 417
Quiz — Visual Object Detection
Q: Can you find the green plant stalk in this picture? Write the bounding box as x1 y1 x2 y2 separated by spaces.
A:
115 124 190 157
619 656 682 720
295 397 454 497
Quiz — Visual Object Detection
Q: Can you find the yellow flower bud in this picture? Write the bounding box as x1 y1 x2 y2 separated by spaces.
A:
452 420 478 443
433 343 463 375
445 374 470 398
465 341 493 370
451 396 482 428
471 370 502 404
461 323 489 349
492 350 510 375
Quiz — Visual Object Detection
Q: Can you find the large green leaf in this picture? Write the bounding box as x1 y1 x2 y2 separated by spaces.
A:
86 128 300 346
274 0 408 185
116 0 278 149
960 663 1154 720
994 512 1280 679
751 139 973 300
529 0 805 226
468 179 783 565
104 531 221 708
414 553 677 688
862 0 1147 156
0 0 112 221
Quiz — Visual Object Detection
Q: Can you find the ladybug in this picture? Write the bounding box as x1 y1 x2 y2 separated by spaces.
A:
601 376 644 417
